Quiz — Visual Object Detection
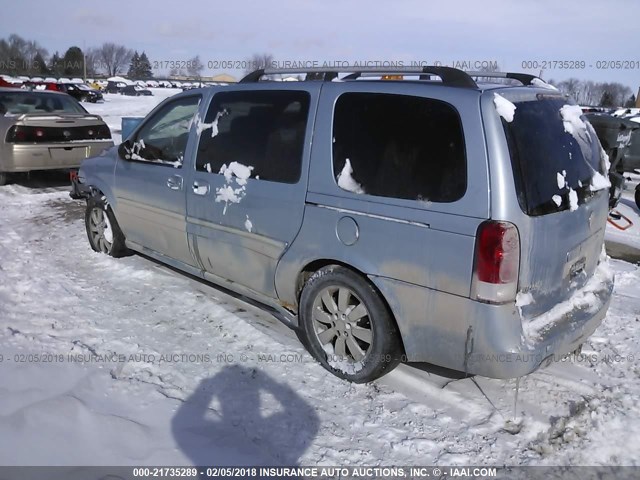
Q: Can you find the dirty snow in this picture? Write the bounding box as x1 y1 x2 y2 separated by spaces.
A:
1 175 640 468
321 342 364 375
337 159 365 194
493 93 516 122
522 254 613 341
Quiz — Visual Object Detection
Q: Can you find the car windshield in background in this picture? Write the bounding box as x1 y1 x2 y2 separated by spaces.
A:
0 91 87 115
502 96 604 216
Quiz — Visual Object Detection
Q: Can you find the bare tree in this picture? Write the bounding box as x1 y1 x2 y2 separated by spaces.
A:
186 55 204 78
84 47 101 76
0 34 48 75
168 67 186 77
97 43 133 77
243 53 274 74
556 78 581 102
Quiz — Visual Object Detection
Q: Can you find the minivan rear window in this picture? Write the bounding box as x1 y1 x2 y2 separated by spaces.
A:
502 96 606 216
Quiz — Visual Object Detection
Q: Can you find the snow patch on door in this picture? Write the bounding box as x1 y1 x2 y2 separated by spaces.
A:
214 162 254 214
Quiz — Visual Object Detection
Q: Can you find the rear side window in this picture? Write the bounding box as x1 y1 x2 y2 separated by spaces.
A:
0 92 86 115
502 96 606 216
196 90 310 184
332 93 466 203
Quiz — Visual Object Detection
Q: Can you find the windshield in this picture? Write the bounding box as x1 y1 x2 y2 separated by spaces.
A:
502 96 606 216
0 91 87 115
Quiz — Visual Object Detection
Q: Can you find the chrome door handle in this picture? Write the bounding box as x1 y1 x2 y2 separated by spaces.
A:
167 175 183 190
192 180 210 195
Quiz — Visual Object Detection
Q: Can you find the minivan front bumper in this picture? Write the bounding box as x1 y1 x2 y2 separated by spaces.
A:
371 258 614 379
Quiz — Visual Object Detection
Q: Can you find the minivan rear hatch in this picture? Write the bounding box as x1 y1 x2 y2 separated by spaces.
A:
496 90 610 319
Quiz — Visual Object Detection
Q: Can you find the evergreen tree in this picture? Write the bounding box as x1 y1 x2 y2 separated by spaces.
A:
32 52 49 75
138 51 153 79
624 94 637 108
127 51 140 78
599 91 615 108
49 52 63 76
62 46 84 76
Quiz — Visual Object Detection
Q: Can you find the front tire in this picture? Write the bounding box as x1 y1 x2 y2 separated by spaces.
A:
0 172 9 186
85 195 129 257
298 265 402 383
635 184 640 210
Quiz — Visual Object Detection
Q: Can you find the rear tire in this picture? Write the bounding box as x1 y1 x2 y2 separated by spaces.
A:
298 265 402 383
0 172 9 186
635 184 640 210
85 195 130 257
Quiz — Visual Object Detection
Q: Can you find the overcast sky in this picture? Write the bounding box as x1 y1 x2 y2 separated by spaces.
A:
3 0 639 89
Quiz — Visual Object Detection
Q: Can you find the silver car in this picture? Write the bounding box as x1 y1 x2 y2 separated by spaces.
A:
0 88 113 185
72 67 614 383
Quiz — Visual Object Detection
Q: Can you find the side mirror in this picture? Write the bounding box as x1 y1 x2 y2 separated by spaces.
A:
118 140 132 160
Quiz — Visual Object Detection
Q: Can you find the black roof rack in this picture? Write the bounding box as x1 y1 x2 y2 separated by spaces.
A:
240 66 478 88
465 71 545 86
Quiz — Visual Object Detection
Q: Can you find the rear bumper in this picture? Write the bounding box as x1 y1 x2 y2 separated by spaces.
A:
0 141 113 172
371 259 615 379
468 261 614 378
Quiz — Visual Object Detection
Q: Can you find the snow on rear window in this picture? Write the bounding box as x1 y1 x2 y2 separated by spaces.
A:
560 104 588 137
493 93 516 122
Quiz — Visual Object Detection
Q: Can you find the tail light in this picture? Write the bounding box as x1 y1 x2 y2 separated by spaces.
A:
6 125 111 143
6 125 42 143
471 220 520 304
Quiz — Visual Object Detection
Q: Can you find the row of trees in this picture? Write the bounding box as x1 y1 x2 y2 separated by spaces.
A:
1 36 638 105
549 77 636 108
0 33 205 79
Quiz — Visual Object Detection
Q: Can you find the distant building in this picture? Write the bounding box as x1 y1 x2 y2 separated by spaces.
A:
167 73 237 83
209 74 237 83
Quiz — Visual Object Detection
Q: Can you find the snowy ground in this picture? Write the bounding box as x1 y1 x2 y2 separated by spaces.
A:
0 94 640 471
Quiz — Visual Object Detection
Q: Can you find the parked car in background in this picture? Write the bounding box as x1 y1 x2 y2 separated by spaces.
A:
71 67 614 383
105 80 127 94
59 83 104 103
0 88 113 185
587 113 640 175
121 85 153 96
0 75 23 88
